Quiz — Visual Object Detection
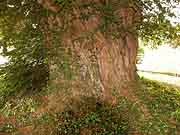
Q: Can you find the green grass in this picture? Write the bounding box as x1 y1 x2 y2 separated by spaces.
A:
137 78 180 135
0 78 179 135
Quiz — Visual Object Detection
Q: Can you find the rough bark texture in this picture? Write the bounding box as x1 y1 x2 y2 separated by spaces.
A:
39 0 140 103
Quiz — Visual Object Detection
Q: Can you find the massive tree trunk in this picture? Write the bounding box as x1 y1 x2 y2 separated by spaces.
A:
96 32 138 101
39 0 140 103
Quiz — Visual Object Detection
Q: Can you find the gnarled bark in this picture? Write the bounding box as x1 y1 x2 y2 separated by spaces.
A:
40 0 140 104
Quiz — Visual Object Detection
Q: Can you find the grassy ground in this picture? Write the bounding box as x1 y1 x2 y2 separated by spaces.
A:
135 78 180 135
0 78 179 135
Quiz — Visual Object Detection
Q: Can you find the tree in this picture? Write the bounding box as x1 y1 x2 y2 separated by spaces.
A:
39 0 180 102
0 0 179 102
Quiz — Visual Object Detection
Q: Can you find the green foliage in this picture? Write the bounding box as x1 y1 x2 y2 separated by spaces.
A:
97 1 123 38
55 0 73 10
137 78 180 135
0 0 49 95
139 0 180 46
49 35 75 81
0 31 48 95
56 103 129 135
0 123 16 133
139 78 180 116
0 97 40 128
0 98 39 117
171 108 180 121
141 117 171 135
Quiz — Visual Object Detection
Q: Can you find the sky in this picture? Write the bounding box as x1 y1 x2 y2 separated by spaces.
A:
137 45 180 74
0 55 8 65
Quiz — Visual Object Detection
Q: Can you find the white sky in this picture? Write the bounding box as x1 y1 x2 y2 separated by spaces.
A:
0 56 8 64
137 45 180 74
